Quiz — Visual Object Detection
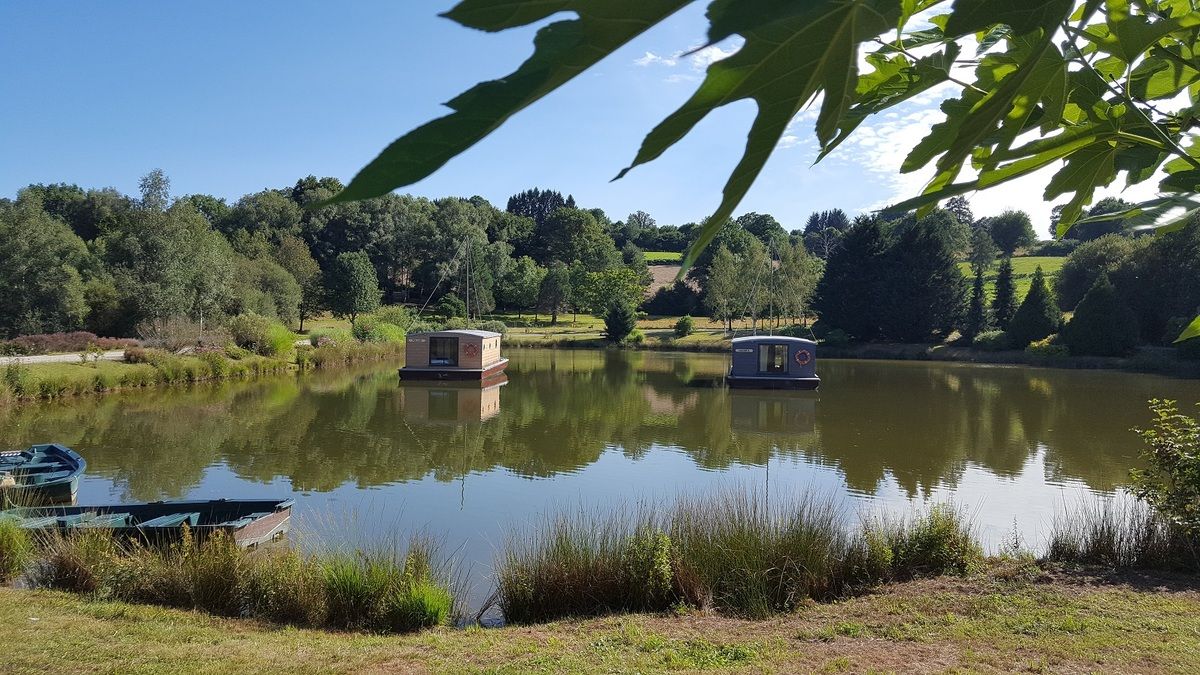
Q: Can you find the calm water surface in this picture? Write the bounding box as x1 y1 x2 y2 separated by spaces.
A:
3 348 1199 605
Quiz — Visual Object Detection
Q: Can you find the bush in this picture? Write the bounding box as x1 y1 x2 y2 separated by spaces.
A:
227 313 295 357
308 328 354 347
443 317 467 330
971 330 1008 351
0 517 33 581
0 332 138 356
673 315 694 338
374 306 414 330
1025 335 1069 358
822 329 850 347
352 317 406 344
1060 274 1139 357
881 505 982 578
477 319 508 335
3 363 32 397
641 282 702 316
137 317 216 352
1054 234 1144 311
1131 400 1200 535
1025 238 1080 256
435 294 466 320
406 320 437 334
1006 267 1061 348
604 302 638 343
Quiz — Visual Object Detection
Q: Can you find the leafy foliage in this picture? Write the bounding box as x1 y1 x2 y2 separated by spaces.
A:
326 251 381 325
326 0 1200 286
1132 401 1200 535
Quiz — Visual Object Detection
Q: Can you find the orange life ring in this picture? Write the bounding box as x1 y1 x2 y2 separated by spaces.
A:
464 343 479 357
794 349 812 366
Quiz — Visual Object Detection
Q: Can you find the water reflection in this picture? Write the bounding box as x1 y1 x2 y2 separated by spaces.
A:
0 350 1197 506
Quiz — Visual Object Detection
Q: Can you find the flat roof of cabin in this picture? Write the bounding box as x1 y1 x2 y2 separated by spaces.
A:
407 329 502 339
730 335 815 346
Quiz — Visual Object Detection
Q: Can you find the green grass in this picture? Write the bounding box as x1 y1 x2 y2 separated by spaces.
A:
8 565 1200 673
644 251 683 263
958 256 1066 299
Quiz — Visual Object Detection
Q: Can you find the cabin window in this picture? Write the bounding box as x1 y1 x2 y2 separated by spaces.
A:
429 337 459 366
757 344 788 373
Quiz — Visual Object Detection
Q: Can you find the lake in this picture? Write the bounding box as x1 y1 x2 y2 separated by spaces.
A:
3 348 1198 608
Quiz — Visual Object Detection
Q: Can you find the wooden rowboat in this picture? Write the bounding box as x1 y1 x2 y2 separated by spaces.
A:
2 498 294 548
0 444 86 506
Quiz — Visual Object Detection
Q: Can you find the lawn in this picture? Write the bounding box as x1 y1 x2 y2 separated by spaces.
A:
644 250 683 263
958 255 1066 300
7 565 1200 673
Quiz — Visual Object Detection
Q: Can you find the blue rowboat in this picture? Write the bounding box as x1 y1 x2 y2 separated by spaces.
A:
3 498 294 548
0 444 86 506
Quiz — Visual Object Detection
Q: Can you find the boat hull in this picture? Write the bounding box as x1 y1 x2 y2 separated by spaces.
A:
0 444 86 507
4 498 294 548
726 375 820 391
399 358 509 382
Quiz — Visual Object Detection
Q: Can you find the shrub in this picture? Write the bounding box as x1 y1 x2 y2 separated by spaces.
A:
673 315 694 338
1006 267 1060 348
443 317 467 330
0 332 138 356
3 363 32 397
227 313 294 357
1025 335 1069 358
641 281 702 316
374 306 414 330
604 302 638 343
822 329 850 347
628 329 645 345
1045 499 1199 572
406 320 437 334
478 319 508 335
971 330 1008 351
0 517 33 581
308 328 354 347
435 294 466 320
1060 274 1139 357
879 505 982 578
1054 234 1144 311
1131 400 1200 535
137 317 211 352
1026 238 1080 256
352 317 406 343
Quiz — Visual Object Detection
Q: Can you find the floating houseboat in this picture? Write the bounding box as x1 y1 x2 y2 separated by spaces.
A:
726 336 820 390
3 498 294 548
0 443 86 506
400 329 508 381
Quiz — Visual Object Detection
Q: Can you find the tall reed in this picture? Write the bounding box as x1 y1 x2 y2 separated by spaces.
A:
1045 499 1200 571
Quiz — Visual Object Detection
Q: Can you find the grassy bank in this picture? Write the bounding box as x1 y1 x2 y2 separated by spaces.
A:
0 340 405 402
7 565 1200 673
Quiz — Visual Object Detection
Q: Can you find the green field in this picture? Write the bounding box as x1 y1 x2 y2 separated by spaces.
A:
959 256 1066 300
644 250 682 263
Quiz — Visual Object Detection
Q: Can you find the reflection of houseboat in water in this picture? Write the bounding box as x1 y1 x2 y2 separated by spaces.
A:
400 375 507 424
400 329 508 381
727 336 820 390
729 390 816 434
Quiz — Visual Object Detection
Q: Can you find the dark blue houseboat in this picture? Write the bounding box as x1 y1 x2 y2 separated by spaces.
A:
726 336 820 390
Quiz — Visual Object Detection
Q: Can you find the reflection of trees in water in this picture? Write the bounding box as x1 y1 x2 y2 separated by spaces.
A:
1 353 1196 500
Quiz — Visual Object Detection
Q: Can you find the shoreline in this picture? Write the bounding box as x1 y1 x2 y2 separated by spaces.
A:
506 333 1200 378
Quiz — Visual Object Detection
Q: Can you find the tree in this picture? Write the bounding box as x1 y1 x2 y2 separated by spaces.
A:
704 246 742 333
991 257 1018 331
0 196 93 337
814 217 889 341
735 212 787 250
536 207 619 269
1060 274 1139 357
772 240 822 324
1007 267 1060 349
326 251 381 326
621 241 653 286
985 210 1036 255
138 169 171 212
879 213 967 342
963 268 990 341
603 301 637 343
298 273 326 333
1066 198 1134 242
738 238 775 332
577 267 647 315
537 263 571 325
945 196 974 229
801 209 850 259
1054 234 1146 311
498 256 546 318
968 224 998 276
506 188 567 228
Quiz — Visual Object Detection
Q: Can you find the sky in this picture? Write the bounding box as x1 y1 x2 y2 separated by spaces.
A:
0 1 1157 236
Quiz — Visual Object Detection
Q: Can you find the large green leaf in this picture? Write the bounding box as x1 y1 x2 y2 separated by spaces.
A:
616 0 899 270
322 0 695 205
1048 141 1120 235
944 0 1073 36
1175 315 1200 343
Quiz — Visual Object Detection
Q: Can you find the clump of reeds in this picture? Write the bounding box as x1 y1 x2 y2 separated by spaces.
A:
1045 499 1200 571
0 517 34 581
495 492 984 624
24 526 455 633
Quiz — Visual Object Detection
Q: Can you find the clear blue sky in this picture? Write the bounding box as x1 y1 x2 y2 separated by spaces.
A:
0 1 1074 232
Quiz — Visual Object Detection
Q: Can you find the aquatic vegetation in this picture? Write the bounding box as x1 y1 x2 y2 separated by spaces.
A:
0 517 33 581
1045 499 1200 572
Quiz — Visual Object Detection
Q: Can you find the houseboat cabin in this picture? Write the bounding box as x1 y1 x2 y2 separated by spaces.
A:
400 329 508 381
726 336 819 390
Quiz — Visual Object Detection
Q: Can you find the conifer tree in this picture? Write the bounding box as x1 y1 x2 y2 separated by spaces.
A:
1007 267 1060 348
1061 274 1139 356
991 256 1018 330
963 268 990 341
